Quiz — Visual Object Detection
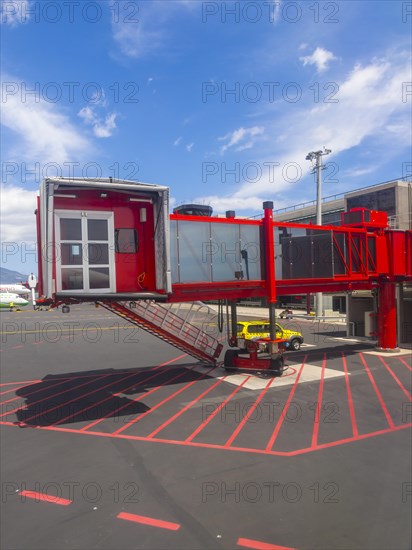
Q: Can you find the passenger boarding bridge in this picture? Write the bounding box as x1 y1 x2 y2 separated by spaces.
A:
35 178 412 372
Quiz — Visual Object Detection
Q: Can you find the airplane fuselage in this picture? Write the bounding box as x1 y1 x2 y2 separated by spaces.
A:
0 292 29 308
0 284 29 296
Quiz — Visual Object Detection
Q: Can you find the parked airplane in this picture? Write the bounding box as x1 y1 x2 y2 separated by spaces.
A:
0 292 29 309
0 284 29 295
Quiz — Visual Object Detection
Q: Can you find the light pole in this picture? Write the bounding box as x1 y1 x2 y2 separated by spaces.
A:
305 147 332 318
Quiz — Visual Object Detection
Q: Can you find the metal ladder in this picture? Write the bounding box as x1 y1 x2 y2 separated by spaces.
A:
98 300 224 364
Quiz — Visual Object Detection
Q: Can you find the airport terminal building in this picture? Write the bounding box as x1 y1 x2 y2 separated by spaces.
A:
273 179 412 345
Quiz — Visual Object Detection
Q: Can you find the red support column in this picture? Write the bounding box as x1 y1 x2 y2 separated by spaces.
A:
377 283 398 351
263 201 276 304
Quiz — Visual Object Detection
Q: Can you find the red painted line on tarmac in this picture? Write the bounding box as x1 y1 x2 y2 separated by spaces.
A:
285 422 412 456
185 375 252 443
237 537 296 550
11 345 24 349
0 396 21 405
398 357 412 372
1 419 411 456
117 511 180 531
0 379 42 387
20 490 72 506
77 355 191 431
359 353 395 429
378 356 412 401
265 356 307 452
341 352 358 438
311 353 327 448
114 365 217 435
146 375 228 438
225 377 274 447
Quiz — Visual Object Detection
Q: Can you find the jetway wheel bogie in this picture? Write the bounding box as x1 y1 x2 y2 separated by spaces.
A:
269 355 285 376
224 349 239 371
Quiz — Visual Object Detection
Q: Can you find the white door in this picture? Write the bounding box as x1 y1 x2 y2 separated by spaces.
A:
55 211 116 293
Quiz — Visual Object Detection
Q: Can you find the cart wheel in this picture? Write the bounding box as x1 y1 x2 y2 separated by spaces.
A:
62 305 70 314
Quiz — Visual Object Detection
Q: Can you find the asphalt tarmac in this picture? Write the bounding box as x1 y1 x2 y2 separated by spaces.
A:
1 304 411 550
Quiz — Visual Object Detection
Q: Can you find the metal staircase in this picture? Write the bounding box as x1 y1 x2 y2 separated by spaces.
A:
98 300 224 364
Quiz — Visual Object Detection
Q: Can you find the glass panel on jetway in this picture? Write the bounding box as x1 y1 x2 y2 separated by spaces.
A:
240 224 261 280
170 220 261 283
275 226 335 279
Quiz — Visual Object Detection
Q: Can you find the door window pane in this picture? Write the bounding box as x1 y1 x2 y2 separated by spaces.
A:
87 243 109 265
61 268 83 290
60 219 81 240
88 219 108 240
61 243 83 265
89 268 110 289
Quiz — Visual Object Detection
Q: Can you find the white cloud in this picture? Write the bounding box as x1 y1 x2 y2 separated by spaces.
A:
186 142 194 152
174 136 182 146
77 106 95 125
1 77 91 165
0 185 38 266
78 107 117 138
300 47 337 73
218 126 264 154
1 0 30 26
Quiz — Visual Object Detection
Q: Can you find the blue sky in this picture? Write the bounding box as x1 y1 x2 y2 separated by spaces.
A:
1 0 411 274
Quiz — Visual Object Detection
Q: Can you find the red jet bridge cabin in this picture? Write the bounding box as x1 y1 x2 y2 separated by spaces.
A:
37 177 171 301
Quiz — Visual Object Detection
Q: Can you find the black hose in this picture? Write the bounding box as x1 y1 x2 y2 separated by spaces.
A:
241 249 250 280
218 300 224 333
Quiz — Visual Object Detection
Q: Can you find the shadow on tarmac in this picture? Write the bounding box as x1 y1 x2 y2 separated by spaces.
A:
13 365 213 428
